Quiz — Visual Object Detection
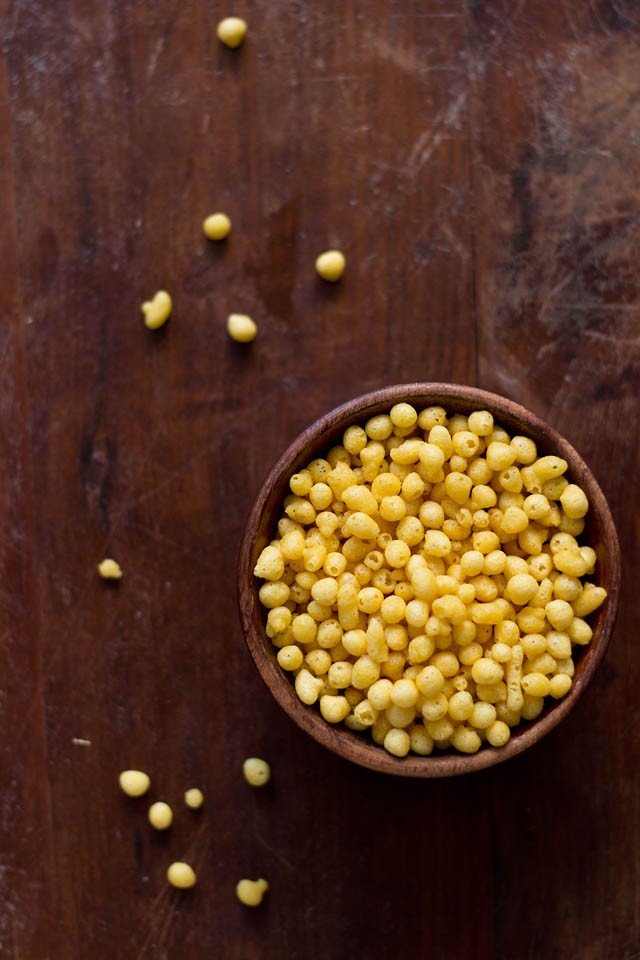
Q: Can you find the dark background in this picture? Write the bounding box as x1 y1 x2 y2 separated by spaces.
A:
1 2 639 958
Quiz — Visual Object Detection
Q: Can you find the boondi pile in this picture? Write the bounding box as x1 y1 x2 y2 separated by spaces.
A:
254 404 607 758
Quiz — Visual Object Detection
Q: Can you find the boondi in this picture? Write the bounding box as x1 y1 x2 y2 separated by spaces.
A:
254 404 607 758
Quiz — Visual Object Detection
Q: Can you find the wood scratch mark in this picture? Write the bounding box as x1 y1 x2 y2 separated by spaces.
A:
144 891 179 959
560 0 585 47
132 820 211 960
584 329 640 348
252 823 296 873
465 0 528 70
112 445 215 523
609 0 640 26
10 913 21 960
589 0 613 39
306 73 361 85
146 37 165 80
132 884 173 960
536 273 574 327
124 521 216 571
365 34 460 78
406 89 468 176
551 303 640 313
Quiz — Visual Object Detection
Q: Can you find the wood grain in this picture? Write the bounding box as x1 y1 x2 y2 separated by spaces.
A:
0 41 56 958
470 5 640 956
1 1 639 957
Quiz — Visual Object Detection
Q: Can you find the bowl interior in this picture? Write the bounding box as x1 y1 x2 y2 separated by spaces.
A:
237 384 620 777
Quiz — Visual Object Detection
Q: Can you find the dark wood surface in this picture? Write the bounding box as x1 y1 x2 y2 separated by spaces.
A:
1 2 638 958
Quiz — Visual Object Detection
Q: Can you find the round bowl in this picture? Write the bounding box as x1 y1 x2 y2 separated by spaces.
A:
237 383 620 777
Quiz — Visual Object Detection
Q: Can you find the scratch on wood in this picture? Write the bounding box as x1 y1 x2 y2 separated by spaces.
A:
584 328 640 348
132 885 173 960
112 445 215 523
146 37 165 80
132 820 211 959
253 823 296 873
406 89 468 175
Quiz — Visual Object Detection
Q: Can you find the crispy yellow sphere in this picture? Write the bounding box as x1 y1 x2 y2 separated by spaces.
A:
217 16 248 48
315 249 346 282
242 757 271 786
203 212 231 240
236 878 269 906
148 801 173 830
184 788 205 809
227 313 257 343
118 770 150 797
167 862 197 889
98 558 122 580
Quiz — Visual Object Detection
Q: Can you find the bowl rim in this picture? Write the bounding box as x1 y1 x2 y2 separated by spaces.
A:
237 382 621 777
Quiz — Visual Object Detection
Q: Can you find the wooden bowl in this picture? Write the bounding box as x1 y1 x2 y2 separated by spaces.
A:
237 384 620 777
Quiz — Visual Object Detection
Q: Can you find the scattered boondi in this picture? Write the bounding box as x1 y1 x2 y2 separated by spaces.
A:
217 17 247 48
98 558 122 580
118 770 150 797
236 878 269 906
167 862 197 889
148 802 173 830
227 313 257 342
315 249 346 282
242 757 270 786
184 788 204 809
203 212 232 240
141 290 172 330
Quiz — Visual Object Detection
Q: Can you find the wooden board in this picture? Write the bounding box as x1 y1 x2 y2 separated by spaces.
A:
1 1 638 957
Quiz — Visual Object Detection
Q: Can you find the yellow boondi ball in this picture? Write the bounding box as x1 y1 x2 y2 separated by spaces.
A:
98 558 122 580
236 878 268 906
148 802 173 830
217 17 247 48
203 212 231 240
167 862 197 889
227 313 257 343
315 249 346 282
118 770 150 797
242 757 271 786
